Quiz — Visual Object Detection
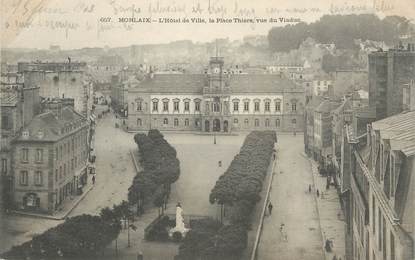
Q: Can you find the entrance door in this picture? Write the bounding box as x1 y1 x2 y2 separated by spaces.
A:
223 120 229 132
213 119 221 132
205 120 210 132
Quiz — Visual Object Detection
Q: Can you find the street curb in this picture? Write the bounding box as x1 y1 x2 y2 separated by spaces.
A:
9 184 94 221
130 149 141 173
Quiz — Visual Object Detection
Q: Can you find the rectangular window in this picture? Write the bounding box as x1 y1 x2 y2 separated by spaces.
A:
184 102 190 111
20 171 28 185
35 171 43 185
275 102 281 112
390 232 395 260
292 103 297 111
55 147 58 160
276 119 280 127
195 102 200 112
254 102 260 112
72 139 74 152
163 101 169 111
36 149 43 163
233 118 238 124
21 148 29 162
233 102 239 111
265 102 270 112
213 103 220 112
2 115 9 129
55 169 58 182
137 101 142 111
174 101 179 111
244 101 249 111
152 101 158 112
372 197 376 234
378 209 382 251
390 155 395 197
1 159 7 174
71 159 74 171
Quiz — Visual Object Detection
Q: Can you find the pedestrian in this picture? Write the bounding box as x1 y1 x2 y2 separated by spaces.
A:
325 239 332 252
316 189 320 197
309 184 312 193
332 255 338 260
92 175 96 185
268 202 273 215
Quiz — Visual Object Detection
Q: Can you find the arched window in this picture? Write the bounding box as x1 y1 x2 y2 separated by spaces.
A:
174 118 179 126
185 119 189 126
265 119 270 127
292 118 297 124
276 119 280 127
163 118 168 125
255 119 260 127
234 118 238 124
244 119 249 126
137 118 142 126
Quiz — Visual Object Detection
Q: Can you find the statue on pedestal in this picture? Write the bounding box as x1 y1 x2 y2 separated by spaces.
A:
169 202 189 238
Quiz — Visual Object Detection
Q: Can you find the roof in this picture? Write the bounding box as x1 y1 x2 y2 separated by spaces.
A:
0 91 19 106
130 73 301 94
15 107 87 142
332 99 352 115
372 110 415 156
315 99 341 113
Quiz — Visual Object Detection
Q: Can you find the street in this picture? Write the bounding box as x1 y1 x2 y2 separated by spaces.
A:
0 112 137 253
257 134 324 260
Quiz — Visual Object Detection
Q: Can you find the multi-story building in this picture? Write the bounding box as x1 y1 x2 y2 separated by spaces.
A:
1 73 41 209
304 95 323 157
345 110 415 260
127 57 305 133
368 47 415 120
11 105 89 214
313 97 341 163
18 61 93 119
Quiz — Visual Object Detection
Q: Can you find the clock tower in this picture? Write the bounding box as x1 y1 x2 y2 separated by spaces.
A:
202 56 231 133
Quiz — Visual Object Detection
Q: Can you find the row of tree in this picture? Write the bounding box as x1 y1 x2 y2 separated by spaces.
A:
128 129 180 216
2 202 134 259
268 14 413 52
177 131 277 260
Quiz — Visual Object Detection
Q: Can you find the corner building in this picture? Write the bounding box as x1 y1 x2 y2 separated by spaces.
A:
11 106 89 214
127 57 304 133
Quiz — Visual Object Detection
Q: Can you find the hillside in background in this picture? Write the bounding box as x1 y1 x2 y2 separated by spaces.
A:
268 14 414 52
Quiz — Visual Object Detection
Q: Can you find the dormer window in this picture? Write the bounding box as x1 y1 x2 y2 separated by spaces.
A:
37 131 44 139
22 130 29 139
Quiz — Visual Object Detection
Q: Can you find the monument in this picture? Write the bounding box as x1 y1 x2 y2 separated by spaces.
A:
169 202 189 238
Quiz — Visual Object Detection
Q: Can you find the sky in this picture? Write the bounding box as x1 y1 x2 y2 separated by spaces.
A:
1 0 414 50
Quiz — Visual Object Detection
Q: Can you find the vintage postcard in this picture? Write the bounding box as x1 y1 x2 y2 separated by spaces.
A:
1 0 414 259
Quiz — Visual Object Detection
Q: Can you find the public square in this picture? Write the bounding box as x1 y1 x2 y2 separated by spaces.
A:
0 112 344 259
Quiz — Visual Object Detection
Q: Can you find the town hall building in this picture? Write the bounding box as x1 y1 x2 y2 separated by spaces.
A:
127 57 305 133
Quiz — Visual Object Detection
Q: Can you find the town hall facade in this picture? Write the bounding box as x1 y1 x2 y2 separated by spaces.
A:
127 57 305 133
